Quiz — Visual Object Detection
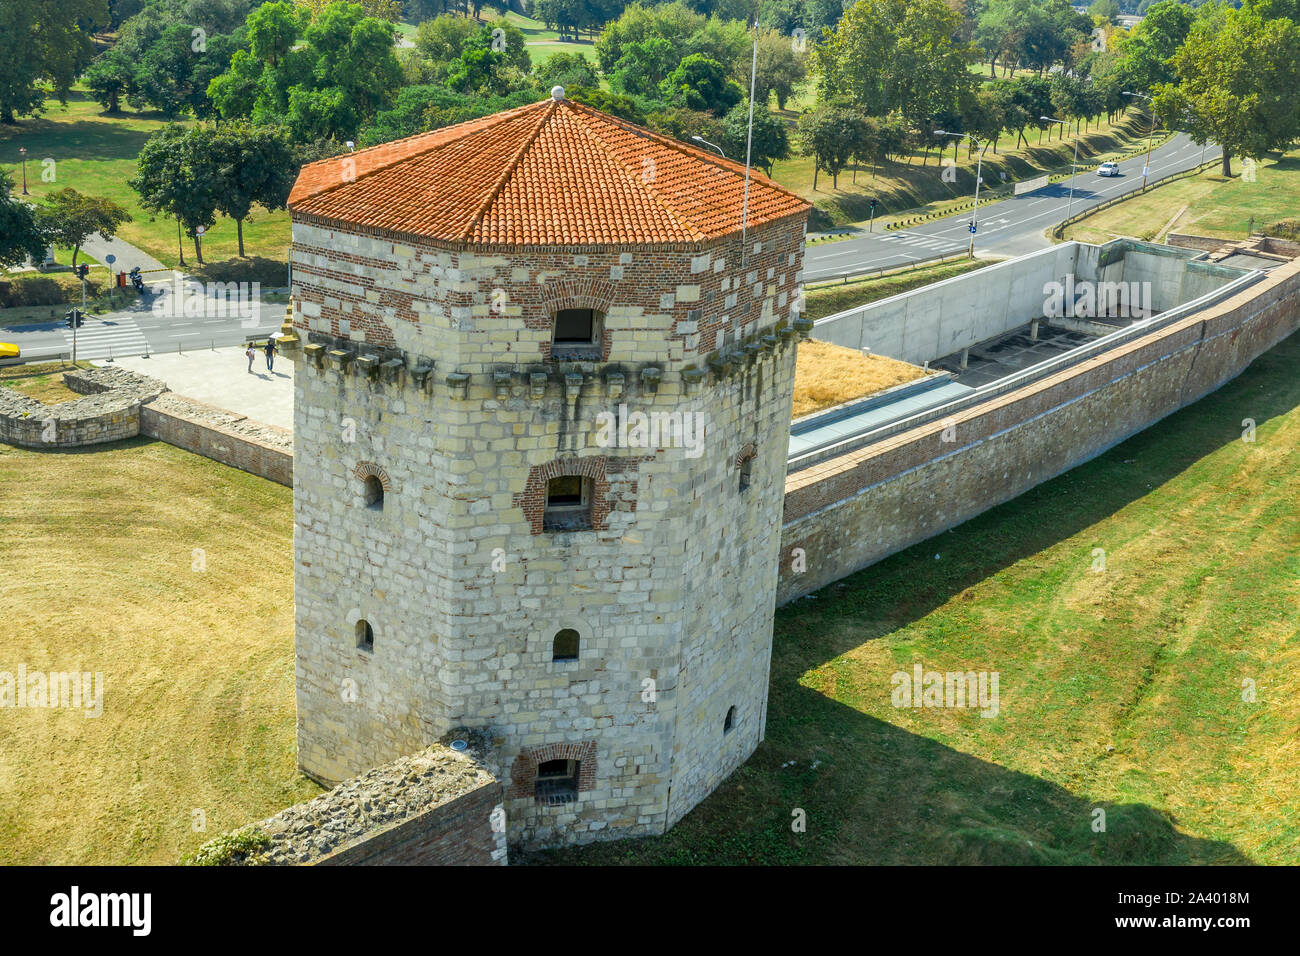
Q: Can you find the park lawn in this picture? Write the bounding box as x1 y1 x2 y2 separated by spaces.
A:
0 438 322 865
774 112 1167 231
0 361 92 404
529 327 1300 865
1064 150 1300 244
0 92 290 273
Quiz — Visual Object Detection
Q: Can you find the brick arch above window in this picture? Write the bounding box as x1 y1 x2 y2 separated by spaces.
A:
539 276 617 316
513 456 611 535
353 461 394 493
734 442 757 470
508 739 597 800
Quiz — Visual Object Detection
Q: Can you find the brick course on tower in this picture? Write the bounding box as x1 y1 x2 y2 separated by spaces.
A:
285 88 812 848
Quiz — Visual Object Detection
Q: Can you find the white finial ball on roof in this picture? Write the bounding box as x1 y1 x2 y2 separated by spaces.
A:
551 85 565 102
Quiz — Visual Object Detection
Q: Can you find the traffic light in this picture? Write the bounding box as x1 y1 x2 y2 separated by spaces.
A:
75 264 89 280
869 198 878 209
64 309 84 329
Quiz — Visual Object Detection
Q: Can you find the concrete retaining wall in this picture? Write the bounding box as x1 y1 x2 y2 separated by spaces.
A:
776 256 1300 604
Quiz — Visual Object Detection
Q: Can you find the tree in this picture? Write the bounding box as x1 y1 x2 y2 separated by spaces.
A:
0 172 50 268
753 27 807 111
1090 0 1121 24
36 189 132 267
659 54 743 115
611 37 677 97
0 0 108 123
130 124 220 265
720 101 791 174
84 49 136 114
1116 0 1194 94
567 86 649 126
798 104 864 189
815 0 979 130
208 123 297 258
536 52 600 91
595 1 706 74
249 0 303 68
1153 4 1300 176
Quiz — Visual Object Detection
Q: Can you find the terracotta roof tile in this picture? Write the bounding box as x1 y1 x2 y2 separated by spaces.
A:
288 96 810 247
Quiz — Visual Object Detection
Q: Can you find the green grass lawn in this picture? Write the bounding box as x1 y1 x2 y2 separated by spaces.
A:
775 113 1166 232
1064 149 1300 244
0 92 289 274
0 437 322 864
528 327 1300 865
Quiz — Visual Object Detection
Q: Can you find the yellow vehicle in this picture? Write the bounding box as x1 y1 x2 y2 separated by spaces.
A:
0 342 19 359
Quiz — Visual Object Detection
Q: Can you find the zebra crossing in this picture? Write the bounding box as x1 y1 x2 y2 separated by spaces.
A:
879 232 963 253
61 316 150 361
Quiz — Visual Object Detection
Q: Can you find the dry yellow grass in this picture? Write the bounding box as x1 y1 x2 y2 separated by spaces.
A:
0 361 90 405
793 339 926 419
0 438 322 864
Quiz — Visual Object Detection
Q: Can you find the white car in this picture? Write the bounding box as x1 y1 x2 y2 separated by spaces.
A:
1097 161 1121 177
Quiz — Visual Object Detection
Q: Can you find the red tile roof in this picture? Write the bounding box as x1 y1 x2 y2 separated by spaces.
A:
288 96 810 247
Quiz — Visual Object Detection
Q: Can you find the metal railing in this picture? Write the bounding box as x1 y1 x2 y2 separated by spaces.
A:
787 264 1264 471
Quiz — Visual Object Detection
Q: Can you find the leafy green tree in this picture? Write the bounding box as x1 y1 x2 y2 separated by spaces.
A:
536 52 599 91
1153 4 1300 176
611 37 678 97
753 27 807 111
1116 0 1194 94
567 86 649 125
798 104 865 189
0 172 50 267
720 100 791 175
129 123 220 265
659 54 743 115
0 0 108 123
595 1 706 74
35 189 132 267
207 123 297 257
1090 0 1121 24
84 49 136 114
248 0 303 67
815 0 979 129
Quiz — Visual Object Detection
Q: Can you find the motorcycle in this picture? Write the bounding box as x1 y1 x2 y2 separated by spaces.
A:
129 267 146 294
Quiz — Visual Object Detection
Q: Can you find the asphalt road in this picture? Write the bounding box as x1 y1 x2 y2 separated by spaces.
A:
802 133 1221 283
1 277 287 364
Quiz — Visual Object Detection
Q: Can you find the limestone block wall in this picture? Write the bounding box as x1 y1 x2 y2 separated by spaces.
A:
0 367 166 447
775 258 1300 604
290 214 806 849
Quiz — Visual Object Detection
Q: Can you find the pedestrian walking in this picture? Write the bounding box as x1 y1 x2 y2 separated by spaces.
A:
264 337 277 371
246 344 255 373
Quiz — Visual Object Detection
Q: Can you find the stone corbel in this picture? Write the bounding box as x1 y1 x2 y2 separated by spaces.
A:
303 343 326 369
446 371 470 399
380 358 405 384
605 370 624 400
493 369 513 401
529 372 548 400
640 367 662 394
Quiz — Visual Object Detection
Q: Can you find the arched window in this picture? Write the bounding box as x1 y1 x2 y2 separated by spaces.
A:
738 456 754 493
723 705 736 734
363 474 384 509
552 628 580 661
356 619 374 653
544 475 593 531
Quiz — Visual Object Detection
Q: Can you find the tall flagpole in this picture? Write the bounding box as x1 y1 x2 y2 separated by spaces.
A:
740 20 758 268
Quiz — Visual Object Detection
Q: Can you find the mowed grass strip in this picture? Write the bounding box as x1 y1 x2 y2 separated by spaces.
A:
0 361 92 404
1064 149 1300 244
529 329 1300 865
0 438 321 864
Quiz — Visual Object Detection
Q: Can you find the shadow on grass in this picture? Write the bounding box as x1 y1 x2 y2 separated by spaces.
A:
523 329 1300 865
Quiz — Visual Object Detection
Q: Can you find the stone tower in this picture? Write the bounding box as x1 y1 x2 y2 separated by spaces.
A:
285 90 811 847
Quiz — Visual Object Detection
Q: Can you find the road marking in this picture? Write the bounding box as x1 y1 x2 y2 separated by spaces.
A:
62 318 149 360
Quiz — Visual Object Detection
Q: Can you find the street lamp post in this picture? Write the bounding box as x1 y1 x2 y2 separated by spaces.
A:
1123 91 1156 192
18 147 28 195
1042 116 1079 221
935 130 988 258
691 135 726 158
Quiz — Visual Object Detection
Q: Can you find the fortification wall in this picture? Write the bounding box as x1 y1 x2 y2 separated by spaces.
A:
193 739 507 866
775 258 1300 603
0 366 166 447
140 393 293 486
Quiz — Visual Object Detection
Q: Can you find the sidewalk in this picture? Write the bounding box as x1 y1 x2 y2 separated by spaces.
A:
116 345 294 430
81 232 167 275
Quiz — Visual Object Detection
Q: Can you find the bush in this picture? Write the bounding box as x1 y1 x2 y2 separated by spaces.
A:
182 827 272 866
1266 219 1300 241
